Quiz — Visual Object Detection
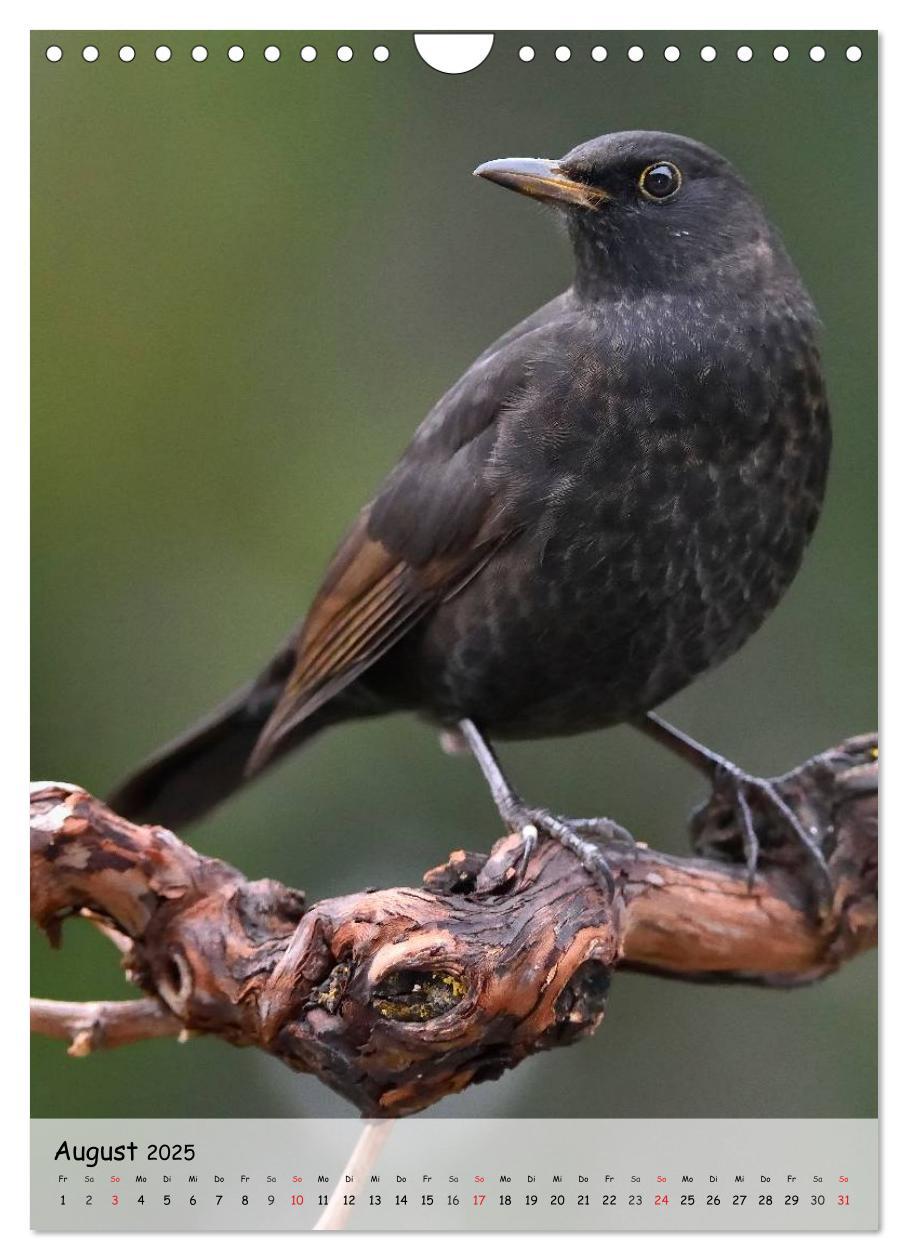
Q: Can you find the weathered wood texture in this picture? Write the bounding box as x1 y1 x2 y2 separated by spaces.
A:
30 733 877 1116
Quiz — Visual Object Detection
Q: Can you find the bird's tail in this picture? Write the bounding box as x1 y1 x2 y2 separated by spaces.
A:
107 645 350 829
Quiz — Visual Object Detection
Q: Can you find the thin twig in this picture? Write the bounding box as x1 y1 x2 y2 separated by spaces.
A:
313 1120 396 1231
29 997 183 1056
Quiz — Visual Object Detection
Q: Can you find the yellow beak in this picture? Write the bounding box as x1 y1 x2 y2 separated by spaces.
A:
474 157 605 209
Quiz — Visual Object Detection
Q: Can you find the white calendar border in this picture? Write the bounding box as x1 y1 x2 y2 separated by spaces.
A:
5 0 900 1253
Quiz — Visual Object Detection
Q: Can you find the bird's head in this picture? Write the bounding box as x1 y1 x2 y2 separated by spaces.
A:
475 130 783 298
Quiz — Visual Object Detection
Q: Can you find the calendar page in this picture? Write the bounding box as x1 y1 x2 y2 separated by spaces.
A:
30 25 878 1234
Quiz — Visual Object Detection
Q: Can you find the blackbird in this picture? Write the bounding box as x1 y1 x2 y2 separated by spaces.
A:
110 130 831 892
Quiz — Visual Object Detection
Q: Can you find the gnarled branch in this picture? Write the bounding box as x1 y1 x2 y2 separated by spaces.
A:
30 733 877 1116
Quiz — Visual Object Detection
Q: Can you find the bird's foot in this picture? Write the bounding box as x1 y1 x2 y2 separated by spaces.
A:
455 720 625 898
502 805 621 898
692 760 833 908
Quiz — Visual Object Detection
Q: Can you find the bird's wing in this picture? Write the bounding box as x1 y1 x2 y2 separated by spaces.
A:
246 304 571 773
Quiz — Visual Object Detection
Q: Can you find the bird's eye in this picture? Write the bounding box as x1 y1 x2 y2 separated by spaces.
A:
639 162 682 201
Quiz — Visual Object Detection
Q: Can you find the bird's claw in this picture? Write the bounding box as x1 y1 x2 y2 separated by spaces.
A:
505 807 617 898
514 823 539 883
699 763 833 910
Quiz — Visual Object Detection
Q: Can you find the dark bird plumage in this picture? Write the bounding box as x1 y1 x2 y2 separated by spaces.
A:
110 131 830 857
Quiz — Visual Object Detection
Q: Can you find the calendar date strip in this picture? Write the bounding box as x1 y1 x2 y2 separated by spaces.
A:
30 732 877 1116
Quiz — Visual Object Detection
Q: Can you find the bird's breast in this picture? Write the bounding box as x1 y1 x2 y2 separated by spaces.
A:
385 300 830 736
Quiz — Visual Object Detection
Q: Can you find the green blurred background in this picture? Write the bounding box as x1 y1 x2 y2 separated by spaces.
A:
31 30 877 1119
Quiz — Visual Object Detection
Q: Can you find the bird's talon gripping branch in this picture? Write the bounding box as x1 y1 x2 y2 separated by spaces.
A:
458 719 616 895
524 809 617 898
706 765 834 909
637 715 835 908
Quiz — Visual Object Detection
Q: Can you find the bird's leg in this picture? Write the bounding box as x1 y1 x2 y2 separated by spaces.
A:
457 720 625 896
635 712 832 898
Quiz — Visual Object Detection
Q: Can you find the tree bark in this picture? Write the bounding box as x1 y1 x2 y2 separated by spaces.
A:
30 733 877 1117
